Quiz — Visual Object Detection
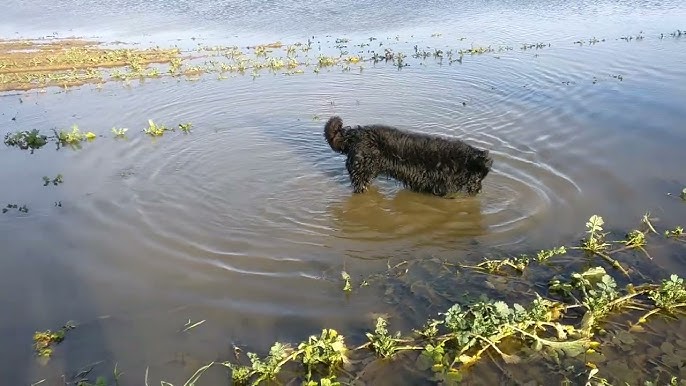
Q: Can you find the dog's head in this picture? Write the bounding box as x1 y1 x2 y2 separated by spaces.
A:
324 116 347 154
464 149 493 195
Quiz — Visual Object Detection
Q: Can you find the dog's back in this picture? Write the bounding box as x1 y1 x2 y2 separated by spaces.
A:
366 124 480 168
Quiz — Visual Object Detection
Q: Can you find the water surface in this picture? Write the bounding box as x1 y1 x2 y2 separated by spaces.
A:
1 0 685 384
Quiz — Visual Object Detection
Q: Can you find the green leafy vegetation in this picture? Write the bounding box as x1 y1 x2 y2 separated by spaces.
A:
33 321 76 359
0 38 181 91
2 29 676 93
102 213 683 386
4 119 197 152
2 203 28 213
42 174 63 186
56 124 96 146
341 271 352 292
225 329 348 385
111 127 128 138
3 129 48 152
144 119 171 137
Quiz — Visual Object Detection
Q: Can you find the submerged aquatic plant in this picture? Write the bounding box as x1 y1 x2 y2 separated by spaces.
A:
467 246 567 274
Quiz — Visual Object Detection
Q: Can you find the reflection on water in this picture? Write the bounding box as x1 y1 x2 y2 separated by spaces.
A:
1 0 686 383
329 187 487 242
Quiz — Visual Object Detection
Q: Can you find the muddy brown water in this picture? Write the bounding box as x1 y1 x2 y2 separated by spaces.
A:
1 0 686 384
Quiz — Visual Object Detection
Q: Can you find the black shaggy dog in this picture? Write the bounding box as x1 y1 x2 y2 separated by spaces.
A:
324 116 493 197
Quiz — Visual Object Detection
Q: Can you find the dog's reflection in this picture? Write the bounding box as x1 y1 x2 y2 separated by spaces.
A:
327 186 488 244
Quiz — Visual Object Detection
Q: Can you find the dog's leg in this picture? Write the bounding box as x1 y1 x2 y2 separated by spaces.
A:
345 148 379 193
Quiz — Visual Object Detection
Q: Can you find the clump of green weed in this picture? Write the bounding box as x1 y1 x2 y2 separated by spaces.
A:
318 55 337 67
298 329 348 384
2 203 28 213
111 127 128 138
550 266 622 334
366 317 404 359
227 329 348 385
638 275 686 323
33 321 76 359
576 215 629 275
341 271 352 292
228 342 291 384
144 119 171 136
413 295 586 384
469 246 567 274
665 226 684 238
178 122 192 133
42 174 63 186
175 208 686 386
56 124 96 145
3 129 48 152
458 45 493 55
581 215 610 255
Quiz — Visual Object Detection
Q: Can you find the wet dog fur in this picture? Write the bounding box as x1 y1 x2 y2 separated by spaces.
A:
323 116 493 197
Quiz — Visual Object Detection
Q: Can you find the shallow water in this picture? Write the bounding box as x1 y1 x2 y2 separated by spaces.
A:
1 0 686 384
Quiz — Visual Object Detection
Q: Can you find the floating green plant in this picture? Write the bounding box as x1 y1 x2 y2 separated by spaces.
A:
3 129 48 152
178 122 192 133
317 55 338 67
365 316 408 359
227 328 348 385
465 246 567 274
341 271 352 292
111 127 128 138
521 42 550 50
56 124 96 145
42 174 63 187
458 45 493 55
33 321 76 359
2 203 28 214
665 226 684 239
144 119 171 136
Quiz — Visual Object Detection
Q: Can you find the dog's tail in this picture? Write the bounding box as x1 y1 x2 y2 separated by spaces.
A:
324 116 346 153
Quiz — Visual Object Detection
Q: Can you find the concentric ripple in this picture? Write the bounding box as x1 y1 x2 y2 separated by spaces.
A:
49 24 686 322
58 63 594 288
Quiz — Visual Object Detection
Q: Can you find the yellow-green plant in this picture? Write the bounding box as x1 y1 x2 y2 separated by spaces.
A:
56 124 96 145
178 122 192 133
111 127 128 138
144 119 171 136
